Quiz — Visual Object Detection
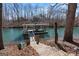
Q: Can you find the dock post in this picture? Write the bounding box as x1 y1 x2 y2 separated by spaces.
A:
34 27 40 44
55 22 58 44
17 43 22 50
34 35 40 44
23 32 30 46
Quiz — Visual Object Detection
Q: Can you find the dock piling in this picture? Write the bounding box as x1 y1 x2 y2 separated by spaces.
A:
55 22 58 44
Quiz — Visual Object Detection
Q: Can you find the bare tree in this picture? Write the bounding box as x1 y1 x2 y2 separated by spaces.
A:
63 3 77 42
0 3 4 50
13 4 20 21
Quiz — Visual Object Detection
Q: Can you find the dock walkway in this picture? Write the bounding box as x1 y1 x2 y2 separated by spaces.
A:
30 37 74 56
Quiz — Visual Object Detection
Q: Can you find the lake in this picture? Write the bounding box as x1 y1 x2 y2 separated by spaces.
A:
2 27 79 45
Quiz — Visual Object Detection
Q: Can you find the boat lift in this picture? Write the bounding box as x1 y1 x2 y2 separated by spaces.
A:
22 23 49 45
22 23 49 33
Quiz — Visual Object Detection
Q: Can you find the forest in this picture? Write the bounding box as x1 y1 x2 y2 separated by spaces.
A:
0 3 79 56
2 3 79 27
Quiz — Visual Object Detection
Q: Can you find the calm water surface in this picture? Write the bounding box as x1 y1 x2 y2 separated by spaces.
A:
2 27 79 45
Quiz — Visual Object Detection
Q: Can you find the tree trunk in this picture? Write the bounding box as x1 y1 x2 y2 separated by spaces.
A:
63 3 77 42
0 3 4 50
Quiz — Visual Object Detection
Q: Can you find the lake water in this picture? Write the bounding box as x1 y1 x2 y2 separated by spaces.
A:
2 27 79 45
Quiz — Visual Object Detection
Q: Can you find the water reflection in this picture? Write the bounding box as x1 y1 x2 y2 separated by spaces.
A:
2 27 79 45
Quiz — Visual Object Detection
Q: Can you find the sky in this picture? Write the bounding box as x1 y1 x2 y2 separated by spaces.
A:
31 3 49 7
